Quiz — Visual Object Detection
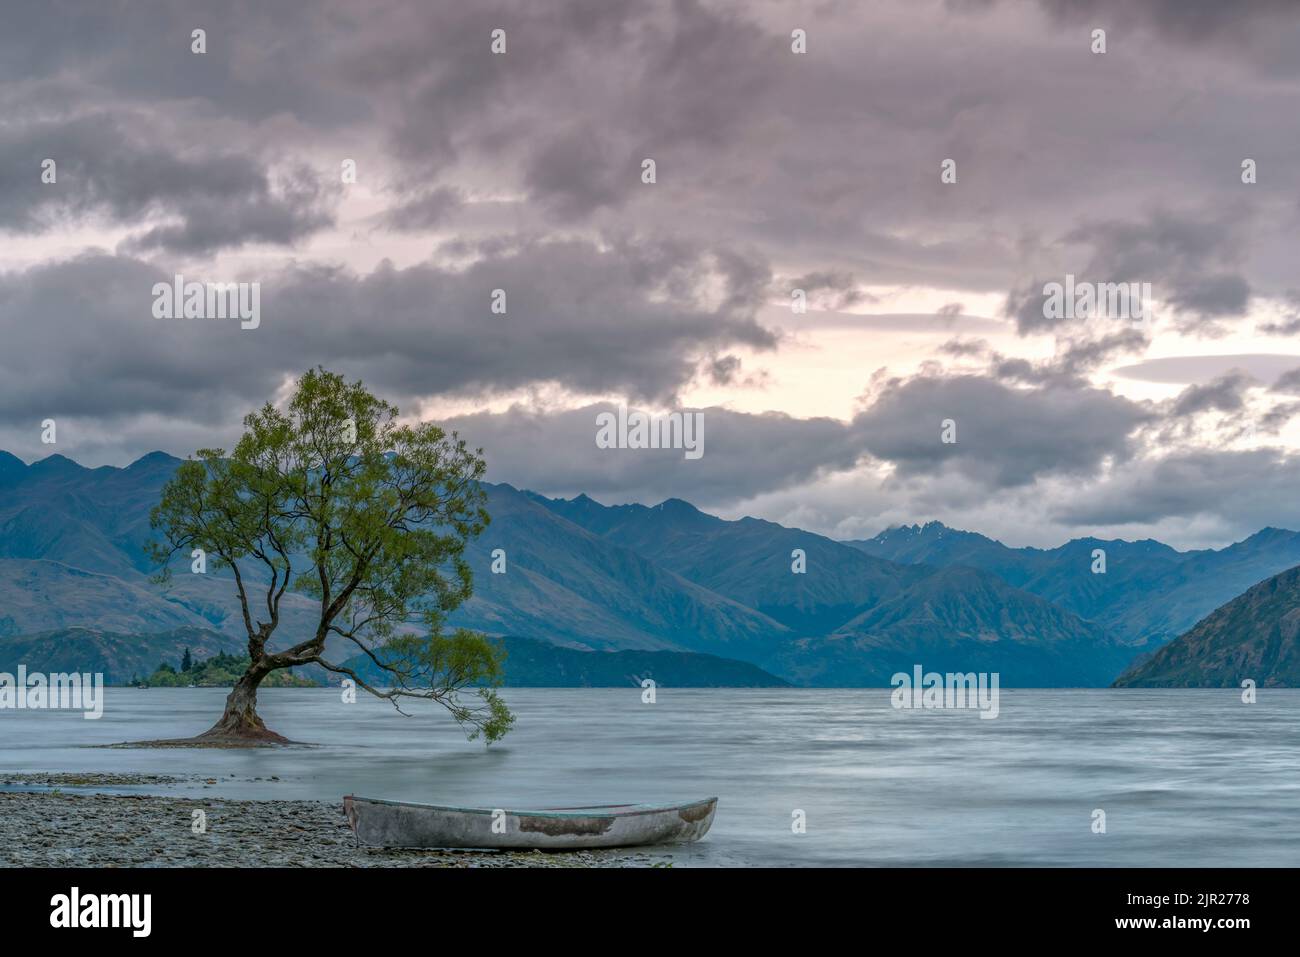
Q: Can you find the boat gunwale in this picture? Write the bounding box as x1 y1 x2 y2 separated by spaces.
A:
345 794 718 820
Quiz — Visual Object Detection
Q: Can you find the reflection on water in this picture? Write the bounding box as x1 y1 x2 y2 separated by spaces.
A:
2 687 1297 866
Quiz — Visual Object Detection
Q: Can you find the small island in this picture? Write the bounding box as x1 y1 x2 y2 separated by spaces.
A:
127 650 318 689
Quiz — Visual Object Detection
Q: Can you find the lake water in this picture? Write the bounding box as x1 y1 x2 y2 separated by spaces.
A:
2 687 1298 866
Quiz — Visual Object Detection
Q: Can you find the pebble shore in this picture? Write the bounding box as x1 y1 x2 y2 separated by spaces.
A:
0 775 663 868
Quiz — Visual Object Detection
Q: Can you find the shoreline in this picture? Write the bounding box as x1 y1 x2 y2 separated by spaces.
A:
0 776 664 868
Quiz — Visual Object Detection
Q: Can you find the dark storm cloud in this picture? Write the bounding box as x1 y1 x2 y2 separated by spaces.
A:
1012 330 1149 385
257 237 777 404
1148 370 1300 459
346 2 644 162
1065 213 1252 331
121 163 332 254
1002 281 1054 335
336 0 782 229
1166 274 1251 323
440 370 1155 504
1168 372 1254 420
4 0 1296 307
1006 212 1253 335
0 0 366 126
446 403 859 506
247 0 1294 312
1029 0 1300 48
786 270 872 311
0 238 777 431
1055 329 1150 376
704 355 742 385
1258 402 1300 436
0 113 334 253
713 248 774 315
0 253 275 426
851 373 1151 489
1271 368 1300 395
939 338 990 358
523 129 630 221
1052 450 1300 529
943 329 1148 386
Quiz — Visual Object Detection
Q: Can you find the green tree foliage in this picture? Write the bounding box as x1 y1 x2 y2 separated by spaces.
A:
149 367 513 743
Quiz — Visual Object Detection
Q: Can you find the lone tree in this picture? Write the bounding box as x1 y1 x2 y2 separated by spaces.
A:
149 367 513 746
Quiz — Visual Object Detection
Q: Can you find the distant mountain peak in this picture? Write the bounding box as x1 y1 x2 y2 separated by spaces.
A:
126 451 181 470
649 497 721 528
27 453 87 476
872 520 973 542
0 450 26 482
654 497 700 513
1240 526 1298 544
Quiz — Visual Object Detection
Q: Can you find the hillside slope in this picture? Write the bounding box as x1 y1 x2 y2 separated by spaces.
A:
770 565 1137 686
1114 564 1300 687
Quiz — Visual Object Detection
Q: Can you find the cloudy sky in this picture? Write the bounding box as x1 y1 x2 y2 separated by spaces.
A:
4 0 1300 548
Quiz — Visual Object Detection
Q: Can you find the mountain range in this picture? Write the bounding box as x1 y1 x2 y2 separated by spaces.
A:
848 520 1300 645
1 450 1298 687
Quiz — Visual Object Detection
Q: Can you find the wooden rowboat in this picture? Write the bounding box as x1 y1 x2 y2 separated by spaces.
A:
343 794 718 850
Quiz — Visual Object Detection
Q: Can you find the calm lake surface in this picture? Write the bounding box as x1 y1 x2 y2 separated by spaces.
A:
2 688 1298 866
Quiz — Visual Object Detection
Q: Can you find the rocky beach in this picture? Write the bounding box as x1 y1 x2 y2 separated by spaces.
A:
0 775 662 868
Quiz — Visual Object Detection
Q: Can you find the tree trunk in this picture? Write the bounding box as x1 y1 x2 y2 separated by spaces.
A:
197 662 291 744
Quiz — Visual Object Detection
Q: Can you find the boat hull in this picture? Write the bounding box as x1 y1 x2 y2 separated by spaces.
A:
343 795 717 850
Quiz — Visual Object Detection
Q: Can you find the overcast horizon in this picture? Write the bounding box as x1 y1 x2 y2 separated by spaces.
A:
4 0 1300 550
